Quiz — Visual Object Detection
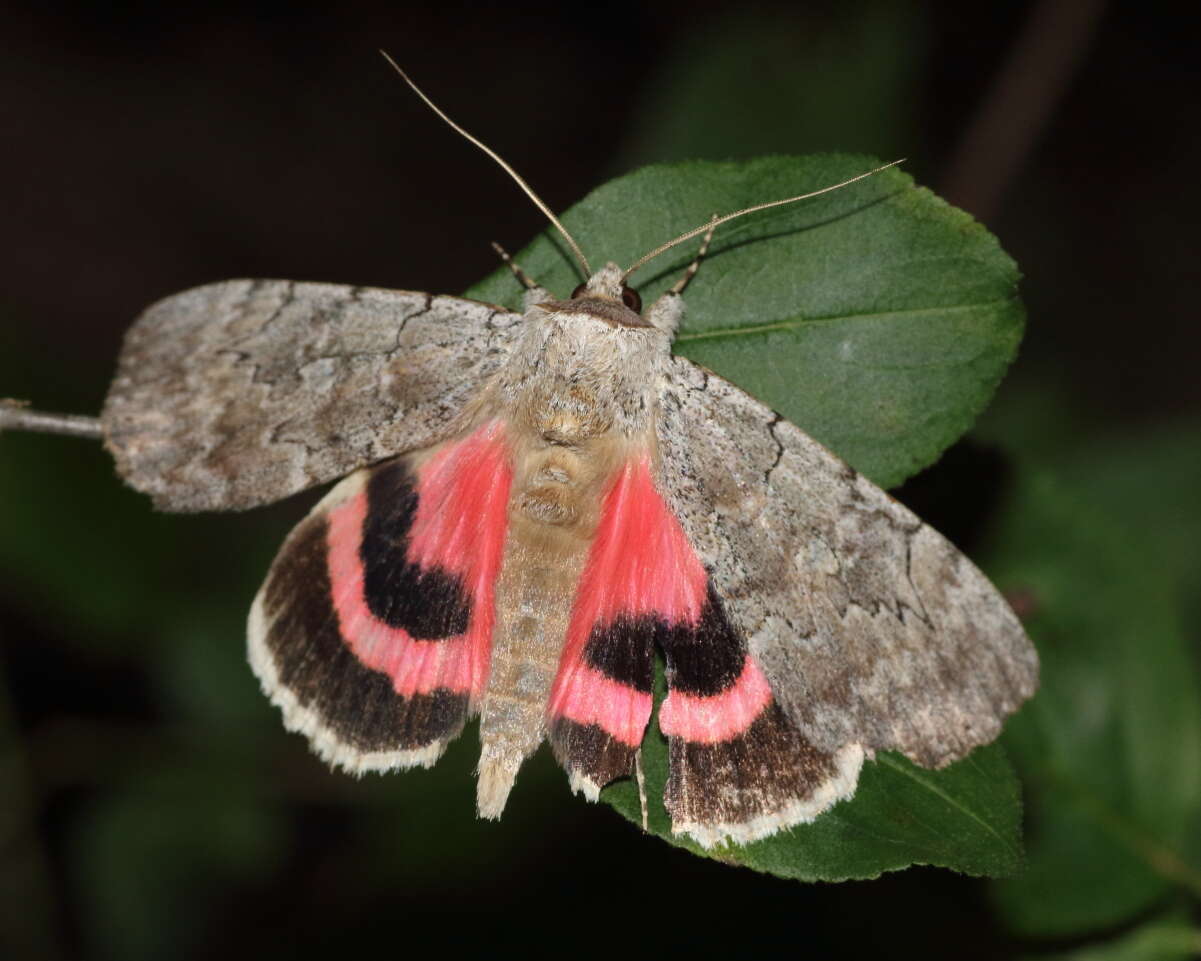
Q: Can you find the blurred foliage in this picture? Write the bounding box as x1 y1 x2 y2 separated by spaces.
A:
984 442 1201 932
980 408 1201 938
1021 912 1201 961
615 3 926 168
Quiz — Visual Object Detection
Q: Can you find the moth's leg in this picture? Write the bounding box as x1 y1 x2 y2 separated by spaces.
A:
647 215 718 337
646 291 683 337
669 214 718 297
490 241 539 289
635 746 649 831
491 241 553 308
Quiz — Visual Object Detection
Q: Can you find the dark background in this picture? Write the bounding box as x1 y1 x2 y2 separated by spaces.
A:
1 2 1198 959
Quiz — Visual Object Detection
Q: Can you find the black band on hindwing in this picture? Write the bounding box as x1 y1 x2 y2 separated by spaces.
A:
360 459 473 639
656 584 746 697
549 717 637 787
263 516 468 751
581 615 656 693
580 583 746 697
665 701 841 826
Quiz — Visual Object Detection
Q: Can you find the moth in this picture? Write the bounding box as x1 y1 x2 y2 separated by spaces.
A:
77 65 1039 848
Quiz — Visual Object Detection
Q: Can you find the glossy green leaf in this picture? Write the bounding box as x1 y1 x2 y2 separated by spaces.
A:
468 155 1023 488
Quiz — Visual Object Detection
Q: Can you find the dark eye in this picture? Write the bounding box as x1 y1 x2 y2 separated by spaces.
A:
571 283 587 299
621 285 642 313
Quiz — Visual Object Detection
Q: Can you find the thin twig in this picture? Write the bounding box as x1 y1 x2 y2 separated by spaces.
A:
634 747 649 831
0 401 102 440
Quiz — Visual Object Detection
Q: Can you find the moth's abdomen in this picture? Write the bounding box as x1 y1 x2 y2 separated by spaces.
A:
476 431 617 816
518 450 588 526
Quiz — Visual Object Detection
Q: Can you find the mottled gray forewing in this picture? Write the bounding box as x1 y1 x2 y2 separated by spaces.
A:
657 357 1038 768
102 280 520 511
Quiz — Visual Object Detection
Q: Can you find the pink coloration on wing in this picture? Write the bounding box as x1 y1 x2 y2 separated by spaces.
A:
326 493 475 696
553 665 653 746
576 457 708 627
548 457 707 738
325 422 511 702
408 426 512 604
658 657 774 744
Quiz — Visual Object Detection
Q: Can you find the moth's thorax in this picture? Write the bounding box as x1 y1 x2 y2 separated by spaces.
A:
504 322 654 534
498 305 668 441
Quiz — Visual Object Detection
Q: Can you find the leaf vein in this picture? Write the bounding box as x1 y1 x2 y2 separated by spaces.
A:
675 299 1017 344
877 754 1019 858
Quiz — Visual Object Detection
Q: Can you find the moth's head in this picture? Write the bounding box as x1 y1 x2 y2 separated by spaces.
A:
539 261 651 330
571 262 641 312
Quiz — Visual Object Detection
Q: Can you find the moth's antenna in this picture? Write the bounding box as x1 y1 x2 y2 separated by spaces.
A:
380 51 592 278
622 159 905 282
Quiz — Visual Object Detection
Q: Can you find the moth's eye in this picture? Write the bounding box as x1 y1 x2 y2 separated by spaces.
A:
621 285 642 313
571 283 587 299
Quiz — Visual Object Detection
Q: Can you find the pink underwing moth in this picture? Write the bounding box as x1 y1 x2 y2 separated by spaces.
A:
84 64 1037 850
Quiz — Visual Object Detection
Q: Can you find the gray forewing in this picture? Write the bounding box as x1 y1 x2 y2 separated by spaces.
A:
656 356 1038 768
102 280 520 511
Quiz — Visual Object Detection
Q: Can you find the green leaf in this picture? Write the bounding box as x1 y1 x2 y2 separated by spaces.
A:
467 155 1023 488
986 460 1201 936
600 662 1024 882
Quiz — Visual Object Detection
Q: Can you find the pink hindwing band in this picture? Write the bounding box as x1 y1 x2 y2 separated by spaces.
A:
658 656 775 744
326 423 511 703
549 458 708 743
